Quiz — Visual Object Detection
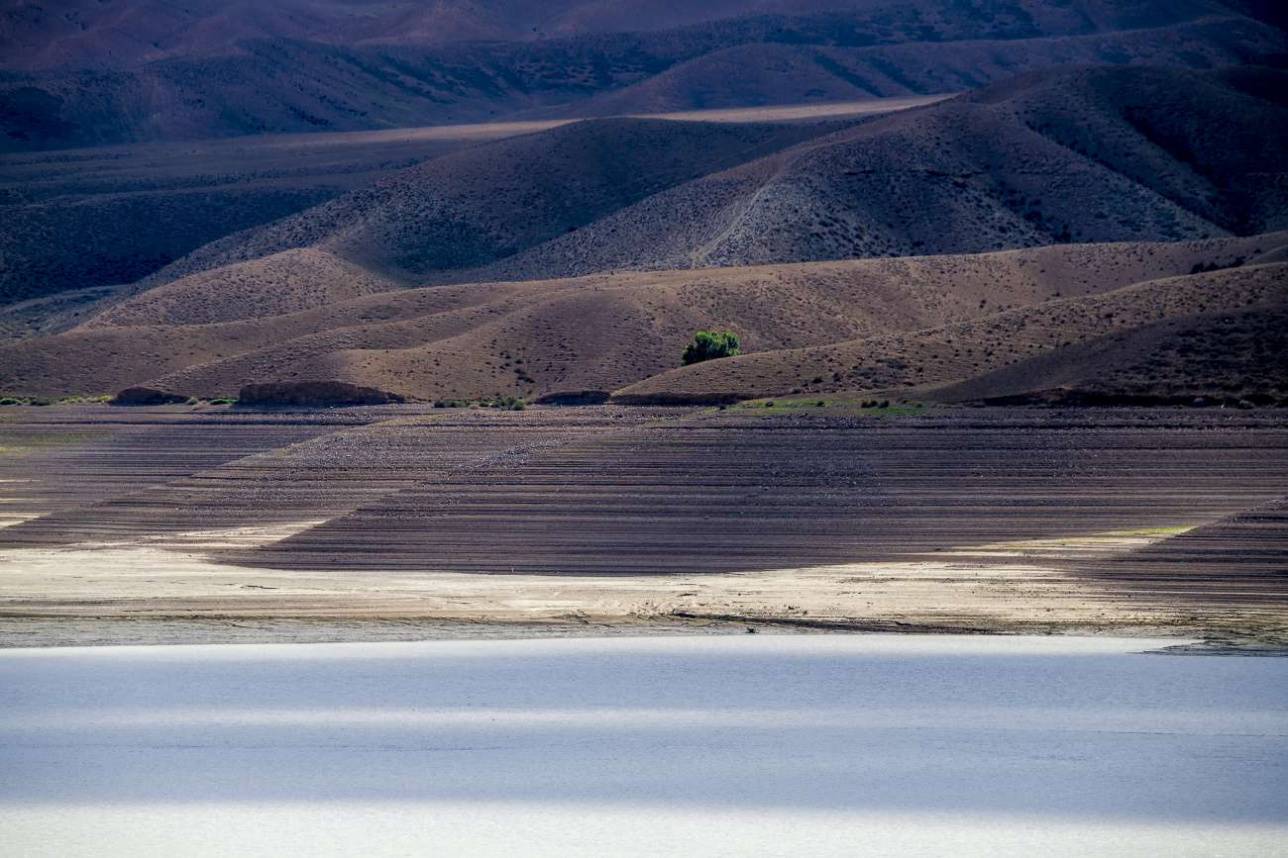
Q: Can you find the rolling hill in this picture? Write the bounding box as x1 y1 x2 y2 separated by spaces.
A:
477 64 1288 278
132 116 847 288
616 251 1288 404
3 232 1282 403
144 65 1288 294
527 16 1283 117
2 2 1285 415
3 1 1282 150
0 124 492 307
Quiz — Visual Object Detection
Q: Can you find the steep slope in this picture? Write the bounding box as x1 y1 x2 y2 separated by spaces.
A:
2 233 1278 400
6 1 967 72
0 184 338 307
462 65 1288 281
124 65 1288 300
1 0 757 71
142 117 843 285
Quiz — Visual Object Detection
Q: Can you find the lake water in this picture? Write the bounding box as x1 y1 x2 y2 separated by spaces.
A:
1 634 1285 856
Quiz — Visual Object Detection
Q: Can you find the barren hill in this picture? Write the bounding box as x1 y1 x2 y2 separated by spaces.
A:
85 249 408 327
141 117 845 286
617 253 1288 404
475 65 1288 279
0 124 491 307
529 16 1282 117
9 1 971 71
928 304 1288 405
3 233 1281 402
163 65 1288 292
3 1 1281 150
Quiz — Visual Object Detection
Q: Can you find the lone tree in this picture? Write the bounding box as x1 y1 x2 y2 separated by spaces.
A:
682 330 741 366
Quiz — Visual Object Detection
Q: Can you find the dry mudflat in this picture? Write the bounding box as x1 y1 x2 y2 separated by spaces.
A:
0 403 1284 647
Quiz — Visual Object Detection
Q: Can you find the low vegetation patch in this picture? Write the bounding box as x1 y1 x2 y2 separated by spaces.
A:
480 395 526 411
431 396 528 410
237 381 404 408
682 330 741 366
2 394 116 407
735 397 927 418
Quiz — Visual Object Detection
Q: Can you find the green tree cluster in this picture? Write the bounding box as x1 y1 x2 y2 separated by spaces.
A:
682 330 741 366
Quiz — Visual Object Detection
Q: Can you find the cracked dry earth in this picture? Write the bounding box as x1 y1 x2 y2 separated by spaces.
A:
0 404 1284 646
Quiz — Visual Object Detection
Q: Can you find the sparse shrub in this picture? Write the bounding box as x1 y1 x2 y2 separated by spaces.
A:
57 395 112 405
482 395 526 411
681 330 741 366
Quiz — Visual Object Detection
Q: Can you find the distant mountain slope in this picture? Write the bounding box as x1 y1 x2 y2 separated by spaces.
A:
141 117 844 285
3 1 1281 150
7 1 957 71
392 65 1288 282
31 64 1282 315
529 16 1282 117
84 249 407 327
4 0 1251 72
88 64 1286 311
24 58 1287 310
0 127 478 306
0 0 758 70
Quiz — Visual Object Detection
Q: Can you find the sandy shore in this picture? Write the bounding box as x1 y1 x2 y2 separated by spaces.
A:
0 522 1278 647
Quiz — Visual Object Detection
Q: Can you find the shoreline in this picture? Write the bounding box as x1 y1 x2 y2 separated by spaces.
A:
3 614 1285 652
4 406 1284 652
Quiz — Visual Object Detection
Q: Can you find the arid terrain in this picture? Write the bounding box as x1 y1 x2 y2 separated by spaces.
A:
0 96 941 311
11 10 1288 858
4 230 1284 406
0 1 1285 647
5 1 1282 151
1 403 1284 646
3 5 1288 855
3 62 1285 408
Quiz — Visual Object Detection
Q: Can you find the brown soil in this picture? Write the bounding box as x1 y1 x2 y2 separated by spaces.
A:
1 404 1284 644
4 233 1281 403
